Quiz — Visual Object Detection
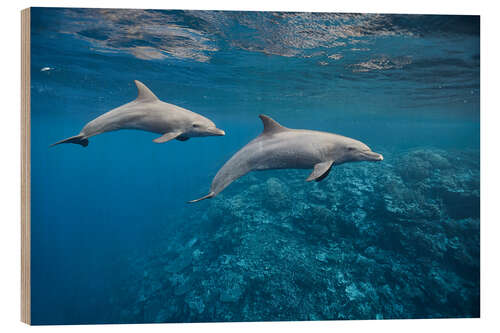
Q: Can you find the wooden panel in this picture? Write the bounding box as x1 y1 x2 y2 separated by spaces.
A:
21 7 31 325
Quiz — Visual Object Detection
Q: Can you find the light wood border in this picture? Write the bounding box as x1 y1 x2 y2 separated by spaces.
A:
21 7 31 325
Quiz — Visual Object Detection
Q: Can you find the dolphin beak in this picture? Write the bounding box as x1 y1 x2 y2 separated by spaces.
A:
209 127 225 136
365 151 384 161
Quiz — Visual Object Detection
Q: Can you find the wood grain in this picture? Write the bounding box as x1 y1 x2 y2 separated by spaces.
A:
21 7 31 325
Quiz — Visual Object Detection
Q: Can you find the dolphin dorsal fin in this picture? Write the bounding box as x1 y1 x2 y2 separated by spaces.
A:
259 115 287 135
134 80 159 102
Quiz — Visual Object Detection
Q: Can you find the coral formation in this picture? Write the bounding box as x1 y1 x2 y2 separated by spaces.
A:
107 148 479 322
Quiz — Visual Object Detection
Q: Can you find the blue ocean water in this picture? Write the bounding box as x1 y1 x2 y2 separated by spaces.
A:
29 8 479 324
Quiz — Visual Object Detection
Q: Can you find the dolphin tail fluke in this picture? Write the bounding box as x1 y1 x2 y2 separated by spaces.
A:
188 191 215 203
50 134 89 148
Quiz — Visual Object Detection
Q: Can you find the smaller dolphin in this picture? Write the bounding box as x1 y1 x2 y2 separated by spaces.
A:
189 115 383 203
51 80 225 147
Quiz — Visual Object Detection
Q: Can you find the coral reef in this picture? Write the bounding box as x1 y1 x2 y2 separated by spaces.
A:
107 148 479 323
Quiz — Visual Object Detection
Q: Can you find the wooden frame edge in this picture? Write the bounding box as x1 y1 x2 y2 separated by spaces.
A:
21 7 31 325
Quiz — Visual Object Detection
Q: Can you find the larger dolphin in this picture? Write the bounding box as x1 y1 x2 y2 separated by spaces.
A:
51 80 225 147
189 114 383 203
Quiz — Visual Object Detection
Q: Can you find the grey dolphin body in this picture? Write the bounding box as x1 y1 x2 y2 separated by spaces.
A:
189 115 383 203
51 80 225 147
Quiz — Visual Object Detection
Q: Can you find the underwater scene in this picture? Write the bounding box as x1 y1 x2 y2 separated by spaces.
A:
29 8 480 324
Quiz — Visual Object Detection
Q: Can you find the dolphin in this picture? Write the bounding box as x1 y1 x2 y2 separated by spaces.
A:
50 80 225 147
189 114 383 203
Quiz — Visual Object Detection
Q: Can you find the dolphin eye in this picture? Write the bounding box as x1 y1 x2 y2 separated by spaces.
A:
192 124 199 128
348 147 355 151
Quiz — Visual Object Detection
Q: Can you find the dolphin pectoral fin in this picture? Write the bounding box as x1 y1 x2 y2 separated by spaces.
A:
153 131 182 143
306 160 334 182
